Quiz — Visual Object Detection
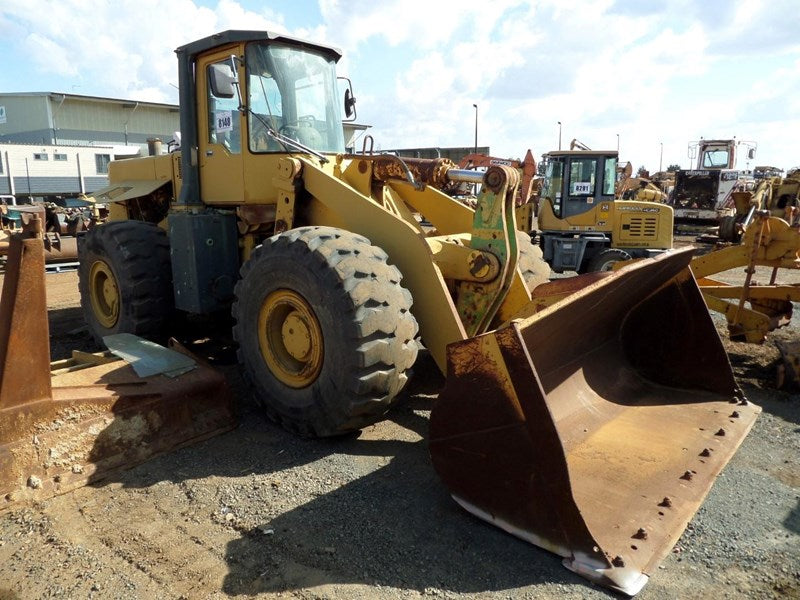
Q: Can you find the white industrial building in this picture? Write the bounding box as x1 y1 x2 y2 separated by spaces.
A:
0 92 369 202
0 92 179 201
0 143 141 199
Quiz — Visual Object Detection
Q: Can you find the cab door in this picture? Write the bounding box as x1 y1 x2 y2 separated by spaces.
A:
562 156 599 218
197 48 245 204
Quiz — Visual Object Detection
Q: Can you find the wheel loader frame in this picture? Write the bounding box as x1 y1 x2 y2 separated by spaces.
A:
77 30 761 595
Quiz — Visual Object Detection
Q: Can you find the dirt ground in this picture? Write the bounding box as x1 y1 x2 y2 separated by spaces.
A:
1 251 798 600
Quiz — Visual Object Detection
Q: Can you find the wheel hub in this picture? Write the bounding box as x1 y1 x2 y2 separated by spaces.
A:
259 290 323 388
281 312 313 361
88 260 119 328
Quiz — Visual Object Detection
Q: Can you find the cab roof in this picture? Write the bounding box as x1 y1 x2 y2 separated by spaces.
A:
175 30 342 62
545 150 618 157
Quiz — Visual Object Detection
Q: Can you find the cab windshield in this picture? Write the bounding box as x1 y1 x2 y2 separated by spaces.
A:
246 42 345 154
702 149 730 168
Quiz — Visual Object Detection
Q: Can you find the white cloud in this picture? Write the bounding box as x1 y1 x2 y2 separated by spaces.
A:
1 0 290 102
0 0 798 169
336 0 798 169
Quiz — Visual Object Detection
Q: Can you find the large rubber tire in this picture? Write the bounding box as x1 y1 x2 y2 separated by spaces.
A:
719 215 740 243
78 221 174 345
586 248 632 273
517 231 551 290
232 226 419 437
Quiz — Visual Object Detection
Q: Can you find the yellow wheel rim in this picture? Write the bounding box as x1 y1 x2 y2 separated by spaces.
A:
88 260 120 329
258 289 323 388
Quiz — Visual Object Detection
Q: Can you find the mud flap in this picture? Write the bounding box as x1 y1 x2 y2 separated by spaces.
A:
429 249 760 595
0 216 235 511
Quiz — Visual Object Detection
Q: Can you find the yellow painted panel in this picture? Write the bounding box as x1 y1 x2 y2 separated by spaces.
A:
301 158 466 372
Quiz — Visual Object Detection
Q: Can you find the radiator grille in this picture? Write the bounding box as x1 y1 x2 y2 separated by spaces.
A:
621 215 658 239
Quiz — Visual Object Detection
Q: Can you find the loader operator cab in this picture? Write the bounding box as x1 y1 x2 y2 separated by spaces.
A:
183 31 353 206
205 41 346 155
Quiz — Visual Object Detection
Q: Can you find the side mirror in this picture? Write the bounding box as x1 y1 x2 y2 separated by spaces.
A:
209 63 235 99
344 88 356 119
748 148 756 160
339 77 357 121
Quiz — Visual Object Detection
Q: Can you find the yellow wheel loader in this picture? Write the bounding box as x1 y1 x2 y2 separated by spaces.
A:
536 150 674 273
16 30 757 594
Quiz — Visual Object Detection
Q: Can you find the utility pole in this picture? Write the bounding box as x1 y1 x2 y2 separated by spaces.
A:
558 121 562 150
473 104 478 154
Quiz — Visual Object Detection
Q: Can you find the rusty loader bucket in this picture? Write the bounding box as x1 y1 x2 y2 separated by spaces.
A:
429 249 760 595
0 215 235 510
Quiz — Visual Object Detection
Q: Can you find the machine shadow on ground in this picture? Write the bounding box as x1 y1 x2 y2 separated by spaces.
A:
63 304 798 597
82 350 586 597
217 419 580 597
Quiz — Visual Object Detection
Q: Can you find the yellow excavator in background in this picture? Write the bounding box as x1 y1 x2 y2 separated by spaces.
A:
0 30 760 595
536 149 674 272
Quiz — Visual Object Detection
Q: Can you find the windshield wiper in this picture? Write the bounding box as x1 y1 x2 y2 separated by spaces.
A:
244 110 329 164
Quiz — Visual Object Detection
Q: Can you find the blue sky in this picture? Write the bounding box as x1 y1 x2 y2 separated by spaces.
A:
1 0 798 172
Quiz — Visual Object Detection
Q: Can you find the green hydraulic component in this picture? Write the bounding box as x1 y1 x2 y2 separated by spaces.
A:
455 165 521 337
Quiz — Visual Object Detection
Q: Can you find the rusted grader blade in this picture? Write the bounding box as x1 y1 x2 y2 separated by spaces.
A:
429 249 760 596
0 216 235 510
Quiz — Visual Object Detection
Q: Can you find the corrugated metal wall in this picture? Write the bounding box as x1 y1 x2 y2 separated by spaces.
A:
0 96 51 138
56 99 178 143
0 94 179 151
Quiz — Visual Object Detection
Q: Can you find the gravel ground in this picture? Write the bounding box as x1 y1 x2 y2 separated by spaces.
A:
0 256 798 600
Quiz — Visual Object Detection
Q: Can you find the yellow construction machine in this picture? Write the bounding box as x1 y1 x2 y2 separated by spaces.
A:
536 150 674 272
0 30 762 594
693 213 800 344
694 169 800 349
691 211 800 387
718 167 800 242
616 162 669 204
